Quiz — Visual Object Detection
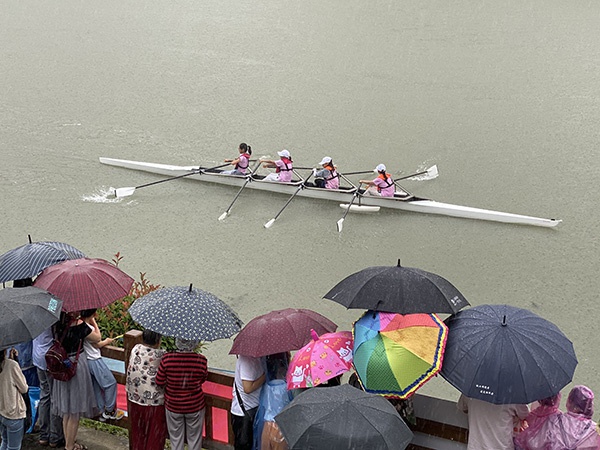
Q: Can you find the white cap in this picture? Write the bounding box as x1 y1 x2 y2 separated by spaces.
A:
374 163 387 173
319 156 332 165
277 149 291 158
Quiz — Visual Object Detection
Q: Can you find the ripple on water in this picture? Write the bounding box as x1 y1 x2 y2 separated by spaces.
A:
81 186 136 205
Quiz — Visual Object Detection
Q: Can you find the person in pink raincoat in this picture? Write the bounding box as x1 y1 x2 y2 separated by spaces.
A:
552 386 600 450
513 393 563 450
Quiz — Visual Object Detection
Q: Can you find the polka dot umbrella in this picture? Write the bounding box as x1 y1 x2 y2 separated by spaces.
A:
128 284 243 341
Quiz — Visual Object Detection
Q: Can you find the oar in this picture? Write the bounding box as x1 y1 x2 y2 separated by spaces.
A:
218 160 263 221
395 165 438 182
113 162 231 198
336 183 363 233
264 172 314 229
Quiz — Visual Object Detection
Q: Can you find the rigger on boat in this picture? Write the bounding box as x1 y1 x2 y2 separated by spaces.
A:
100 157 562 229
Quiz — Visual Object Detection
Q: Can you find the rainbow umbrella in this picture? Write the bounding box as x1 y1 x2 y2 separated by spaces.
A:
353 311 448 398
286 330 353 389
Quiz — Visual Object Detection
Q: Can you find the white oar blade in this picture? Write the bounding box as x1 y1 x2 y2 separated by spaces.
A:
218 211 229 221
336 218 344 233
426 165 439 179
264 219 276 229
114 187 136 198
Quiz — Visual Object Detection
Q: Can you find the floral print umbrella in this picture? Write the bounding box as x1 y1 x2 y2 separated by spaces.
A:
287 330 353 389
129 284 242 341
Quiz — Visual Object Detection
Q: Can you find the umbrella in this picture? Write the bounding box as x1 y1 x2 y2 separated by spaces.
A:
0 241 85 283
34 257 134 312
441 304 578 405
353 311 448 398
0 286 63 348
287 330 353 389
275 384 413 450
229 308 337 358
128 284 243 341
324 259 469 314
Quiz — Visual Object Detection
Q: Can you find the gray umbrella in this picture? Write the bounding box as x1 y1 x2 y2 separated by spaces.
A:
0 286 63 348
324 259 469 314
128 284 243 341
0 240 85 283
275 384 413 450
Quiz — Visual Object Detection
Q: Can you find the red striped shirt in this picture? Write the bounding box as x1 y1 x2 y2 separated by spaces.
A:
155 352 208 414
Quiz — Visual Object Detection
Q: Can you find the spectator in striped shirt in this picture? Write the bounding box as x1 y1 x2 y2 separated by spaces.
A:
155 338 208 450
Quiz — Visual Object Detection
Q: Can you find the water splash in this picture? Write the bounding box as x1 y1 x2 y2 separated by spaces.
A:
81 186 134 204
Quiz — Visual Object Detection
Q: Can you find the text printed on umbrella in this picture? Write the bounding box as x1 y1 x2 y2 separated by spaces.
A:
476 384 494 397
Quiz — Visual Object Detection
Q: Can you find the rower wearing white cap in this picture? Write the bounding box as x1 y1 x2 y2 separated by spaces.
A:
360 164 395 197
260 149 294 182
313 156 339 189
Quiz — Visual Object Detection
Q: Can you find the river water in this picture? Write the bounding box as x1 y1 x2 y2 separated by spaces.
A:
2 0 600 407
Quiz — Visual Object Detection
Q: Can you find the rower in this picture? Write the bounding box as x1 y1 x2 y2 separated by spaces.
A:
260 150 294 182
359 164 396 197
312 156 340 189
222 143 252 175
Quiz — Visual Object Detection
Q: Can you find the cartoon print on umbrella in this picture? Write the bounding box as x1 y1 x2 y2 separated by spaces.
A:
287 330 353 389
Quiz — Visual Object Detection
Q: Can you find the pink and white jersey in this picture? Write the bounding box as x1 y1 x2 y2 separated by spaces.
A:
236 154 250 174
325 170 339 189
275 159 293 182
373 175 395 197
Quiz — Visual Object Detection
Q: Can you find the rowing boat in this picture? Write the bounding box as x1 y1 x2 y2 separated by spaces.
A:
99 157 562 228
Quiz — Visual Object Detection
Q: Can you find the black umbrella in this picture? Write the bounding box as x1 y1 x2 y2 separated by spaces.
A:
0 286 63 348
128 284 243 341
275 384 413 450
0 240 85 283
323 259 469 314
441 304 578 405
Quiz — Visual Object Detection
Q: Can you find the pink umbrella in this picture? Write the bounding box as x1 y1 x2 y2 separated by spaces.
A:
34 257 134 312
287 330 353 389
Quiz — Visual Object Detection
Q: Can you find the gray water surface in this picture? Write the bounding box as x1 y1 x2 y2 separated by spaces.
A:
1 0 599 407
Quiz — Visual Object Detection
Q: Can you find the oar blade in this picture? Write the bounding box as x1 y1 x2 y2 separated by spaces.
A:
114 187 136 198
426 164 439 179
264 218 276 229
218 211 229 221
336 218 344 233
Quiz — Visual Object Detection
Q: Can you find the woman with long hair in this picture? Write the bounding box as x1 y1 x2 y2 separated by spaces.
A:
223 143 253 175
51 311 101 450
0 348 29 450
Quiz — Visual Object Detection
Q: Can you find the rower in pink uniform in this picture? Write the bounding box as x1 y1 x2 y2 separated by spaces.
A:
222 143 252 175
260 150 294 182
360 164 396 197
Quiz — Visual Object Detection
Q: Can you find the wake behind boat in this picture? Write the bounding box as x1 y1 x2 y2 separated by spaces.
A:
99 157 562 228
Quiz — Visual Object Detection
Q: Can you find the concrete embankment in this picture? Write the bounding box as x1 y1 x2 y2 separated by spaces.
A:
21 427 128 450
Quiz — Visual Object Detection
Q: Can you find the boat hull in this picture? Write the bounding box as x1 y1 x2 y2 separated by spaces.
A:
99 157 562 228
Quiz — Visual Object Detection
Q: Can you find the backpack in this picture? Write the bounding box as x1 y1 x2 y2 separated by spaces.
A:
45 328 82 382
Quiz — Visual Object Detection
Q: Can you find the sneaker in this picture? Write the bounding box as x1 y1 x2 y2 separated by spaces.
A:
101 409 125 421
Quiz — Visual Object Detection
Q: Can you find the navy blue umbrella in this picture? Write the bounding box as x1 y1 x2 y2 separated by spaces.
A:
441 304 578 405
0 286 63 348
0 241 85 283
128 284 243 341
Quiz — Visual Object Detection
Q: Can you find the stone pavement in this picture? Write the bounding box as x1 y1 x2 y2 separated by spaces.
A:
20 427 129 450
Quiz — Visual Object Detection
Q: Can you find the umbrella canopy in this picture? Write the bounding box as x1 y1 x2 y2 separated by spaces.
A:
324 259 469 314
0 286 63 348
128 284 243 341
353 311 448 398
441 304 578 405
275 384 413 450
229 308 337 358
287 330 353 389
0 241 85 283
34 258 134 312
